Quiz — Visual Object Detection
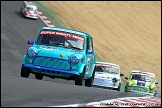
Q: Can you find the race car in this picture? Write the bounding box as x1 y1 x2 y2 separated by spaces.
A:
124 70 160 97
21 27 96 87
20 1 38 20
93 62 124 91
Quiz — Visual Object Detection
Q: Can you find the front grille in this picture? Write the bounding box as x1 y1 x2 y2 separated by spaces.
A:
33 56 71 70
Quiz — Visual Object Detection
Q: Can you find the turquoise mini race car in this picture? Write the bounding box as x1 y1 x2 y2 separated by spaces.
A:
124 70 160 97
21 27 96 86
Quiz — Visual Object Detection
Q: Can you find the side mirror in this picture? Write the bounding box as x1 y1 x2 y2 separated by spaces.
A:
28 40 34 45
155 81 159 84
120 74 124 76
125 77 128 80
87 49 93 54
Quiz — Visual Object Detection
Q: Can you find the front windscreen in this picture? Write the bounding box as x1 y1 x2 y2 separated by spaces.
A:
130 73 155 82
26 7 38 12
95 63 119 74
35 30 84 50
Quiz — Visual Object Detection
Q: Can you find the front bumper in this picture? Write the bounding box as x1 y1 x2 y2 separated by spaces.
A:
24 64 80 76
93 78 119 89
126 86 155 96
25 14 38 19
127 90 155 96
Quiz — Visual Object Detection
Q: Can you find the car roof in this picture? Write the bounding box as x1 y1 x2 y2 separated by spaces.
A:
25 1 37 8
25 1 36 6
95 62 120 67
39 27 91 38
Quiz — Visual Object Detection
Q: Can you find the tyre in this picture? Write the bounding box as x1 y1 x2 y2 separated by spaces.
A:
23 13 26 18
20 9 22 14
85 67 95 87
117 83 121 91
154 90 158 97
124 86 127 92
35 73 43 80
75 67 86 86
21 65 30 78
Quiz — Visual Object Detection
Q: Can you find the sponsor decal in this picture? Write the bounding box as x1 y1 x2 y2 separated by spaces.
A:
96 64 119 70
132 72 155 78
40 31 84 41
137 81 146 86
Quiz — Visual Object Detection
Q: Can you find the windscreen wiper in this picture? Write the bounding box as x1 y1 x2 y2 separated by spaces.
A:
102 66 109 73
46 43 62 46
70 46 82 50
46 43 72 49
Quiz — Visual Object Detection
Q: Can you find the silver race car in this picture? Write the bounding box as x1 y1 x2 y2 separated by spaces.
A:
93 62 124 91
20 1 38 20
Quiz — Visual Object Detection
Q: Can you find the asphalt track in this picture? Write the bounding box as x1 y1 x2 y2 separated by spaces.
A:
1 1 142 107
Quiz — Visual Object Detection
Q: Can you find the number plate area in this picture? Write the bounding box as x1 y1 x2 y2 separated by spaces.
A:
132 86 148 92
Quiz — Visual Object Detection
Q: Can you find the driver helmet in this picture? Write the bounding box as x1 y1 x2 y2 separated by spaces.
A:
49 36 60 44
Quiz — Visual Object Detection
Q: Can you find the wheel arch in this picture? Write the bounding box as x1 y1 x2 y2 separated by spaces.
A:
22 55 26 64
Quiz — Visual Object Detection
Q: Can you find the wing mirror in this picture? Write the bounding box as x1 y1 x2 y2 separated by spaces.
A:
125 77 128 80
87 49 93 54
120 74 124 76
28 40 34 45
155 81 159 85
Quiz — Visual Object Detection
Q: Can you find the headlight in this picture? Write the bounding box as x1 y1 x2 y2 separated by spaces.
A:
149 85 155 90
112 78 118 82
27 48 37 58
70 56 79 64
128 82 133 86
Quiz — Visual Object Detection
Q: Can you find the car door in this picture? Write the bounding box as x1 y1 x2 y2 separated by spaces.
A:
86 37 95 75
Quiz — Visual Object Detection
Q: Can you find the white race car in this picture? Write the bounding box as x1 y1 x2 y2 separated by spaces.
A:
20 1 38 20
93 62 124 91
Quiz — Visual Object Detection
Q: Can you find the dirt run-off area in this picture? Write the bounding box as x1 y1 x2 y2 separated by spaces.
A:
43 1 161 97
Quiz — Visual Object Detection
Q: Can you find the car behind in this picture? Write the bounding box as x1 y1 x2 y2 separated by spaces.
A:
93 62 124 91
124 70 160 97
20 1 38 20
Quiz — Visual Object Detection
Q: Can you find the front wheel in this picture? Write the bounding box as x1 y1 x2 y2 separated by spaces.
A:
85 67 95 87
124 86 127 92
154 90 158 97
116 83 121 91
75 67 86 86
20 9 22 14
21 65 30 78
35 73 43 80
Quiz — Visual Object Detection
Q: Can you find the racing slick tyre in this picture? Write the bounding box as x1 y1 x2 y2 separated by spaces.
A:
75 67 86 86
117 83 121 91
124 86 127 92
21 65 30 78
85 67 96 87
154 90 158 97
35 73 43 80
20 9 22 14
